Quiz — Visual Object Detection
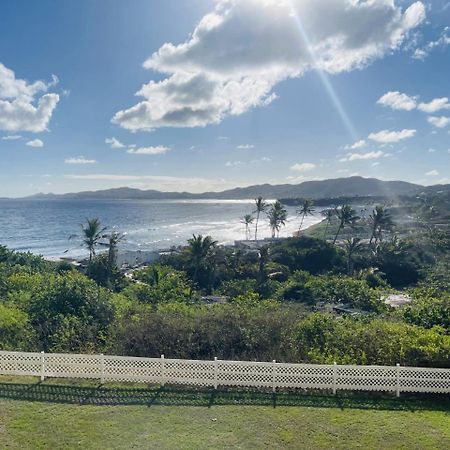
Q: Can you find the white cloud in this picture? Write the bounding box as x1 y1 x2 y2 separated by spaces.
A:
64 157 97 164
26 139 43 148
341 150 385 162
1 134 22 140
368 129 416 143
418 98 450 113
127 145 170 155
0 63 60 132
425 169 439 176
376 91 450 114
428 148 437 153
226 157 271 167
290 162 316 172
113 0 425 130
225 160 243 167
236 144 254 150
377 91 417 111
427 116 450 128
105 137 125 149
412 27 450 61
412 48 427 60
344 139 366 150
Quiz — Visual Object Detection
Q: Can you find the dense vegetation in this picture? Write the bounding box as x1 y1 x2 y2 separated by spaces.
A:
0 193 449 368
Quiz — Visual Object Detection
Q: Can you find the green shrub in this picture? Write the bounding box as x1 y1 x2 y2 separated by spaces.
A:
28 271 114 352
292 314 450 367
0 303 36 350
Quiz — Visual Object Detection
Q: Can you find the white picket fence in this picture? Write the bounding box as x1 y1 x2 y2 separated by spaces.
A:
0 350 449 397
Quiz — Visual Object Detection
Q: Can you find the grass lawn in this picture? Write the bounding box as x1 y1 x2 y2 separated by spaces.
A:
0 376 449 449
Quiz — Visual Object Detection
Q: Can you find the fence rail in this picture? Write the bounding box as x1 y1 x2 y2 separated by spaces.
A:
1 350 449 396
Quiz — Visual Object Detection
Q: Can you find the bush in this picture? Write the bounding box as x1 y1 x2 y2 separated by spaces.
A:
109 301 303 361
87 254 125 290
277 272 385 312
292 313 450 367
0 303 36 350
401 289 450 330
28 272 114 352
124 265 193 304
218 279 258 298
271 237 344 274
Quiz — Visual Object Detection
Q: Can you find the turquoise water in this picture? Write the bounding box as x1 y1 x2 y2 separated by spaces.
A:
0 198 323 258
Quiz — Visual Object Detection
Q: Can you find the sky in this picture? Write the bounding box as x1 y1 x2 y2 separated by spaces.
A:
0 0 449 197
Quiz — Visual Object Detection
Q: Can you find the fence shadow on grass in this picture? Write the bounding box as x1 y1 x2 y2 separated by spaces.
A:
0 380 448 412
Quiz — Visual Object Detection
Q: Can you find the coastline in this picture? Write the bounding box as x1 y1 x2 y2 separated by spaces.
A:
43 218 325 266
0 197 324 263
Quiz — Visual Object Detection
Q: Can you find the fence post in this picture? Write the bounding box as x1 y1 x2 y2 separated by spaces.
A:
272 360 276 393
214 357 218 390
100 353 105 384
161 354 165 386
40 351 45 382
333 362 337 395
396 363 401 398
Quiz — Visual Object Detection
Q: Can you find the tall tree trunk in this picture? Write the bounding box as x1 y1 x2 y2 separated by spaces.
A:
298 214 305 235
347 253 352 274
190 263 199 295
369 227 376 245
333 224 343 245
323 222 329 240
254 211 260 241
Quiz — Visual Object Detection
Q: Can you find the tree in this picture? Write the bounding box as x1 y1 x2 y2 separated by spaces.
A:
344 237 364 274
369 205 394 245
253 197 268 241
104 231 126 270
321 209 335 240
187 235 218 288
373 235 422 287
267 201 288 238
333 205 359 245
240 214 254 240
71 218 107 262
297 199 315 235
258 246 270 284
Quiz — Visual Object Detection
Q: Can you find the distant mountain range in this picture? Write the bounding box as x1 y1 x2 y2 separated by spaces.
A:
23 176 449 201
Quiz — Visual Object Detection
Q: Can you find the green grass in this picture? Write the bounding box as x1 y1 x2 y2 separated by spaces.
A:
0 376 449 449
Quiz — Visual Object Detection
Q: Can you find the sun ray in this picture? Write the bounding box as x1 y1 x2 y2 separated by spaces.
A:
287 0 358 140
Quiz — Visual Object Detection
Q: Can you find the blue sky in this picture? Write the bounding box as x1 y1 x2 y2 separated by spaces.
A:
0 0 449 197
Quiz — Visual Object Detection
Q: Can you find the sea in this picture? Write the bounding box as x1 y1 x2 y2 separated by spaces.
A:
0 198 323 260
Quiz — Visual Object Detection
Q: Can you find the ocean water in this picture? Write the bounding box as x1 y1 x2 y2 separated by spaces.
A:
0 199 323 259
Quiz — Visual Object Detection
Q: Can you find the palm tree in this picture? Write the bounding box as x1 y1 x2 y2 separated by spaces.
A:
369 205 394 245
344 237 364 274
297 199 315 235
240 214 254 240
267 201 288 238
321 209 335 240
104 231 126 270
258 246 270 284
333 205 359 245
253 197 268 241
72 218 107 262
187 234 217 287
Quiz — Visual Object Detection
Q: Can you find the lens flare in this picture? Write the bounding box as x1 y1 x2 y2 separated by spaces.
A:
288 1 358 141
